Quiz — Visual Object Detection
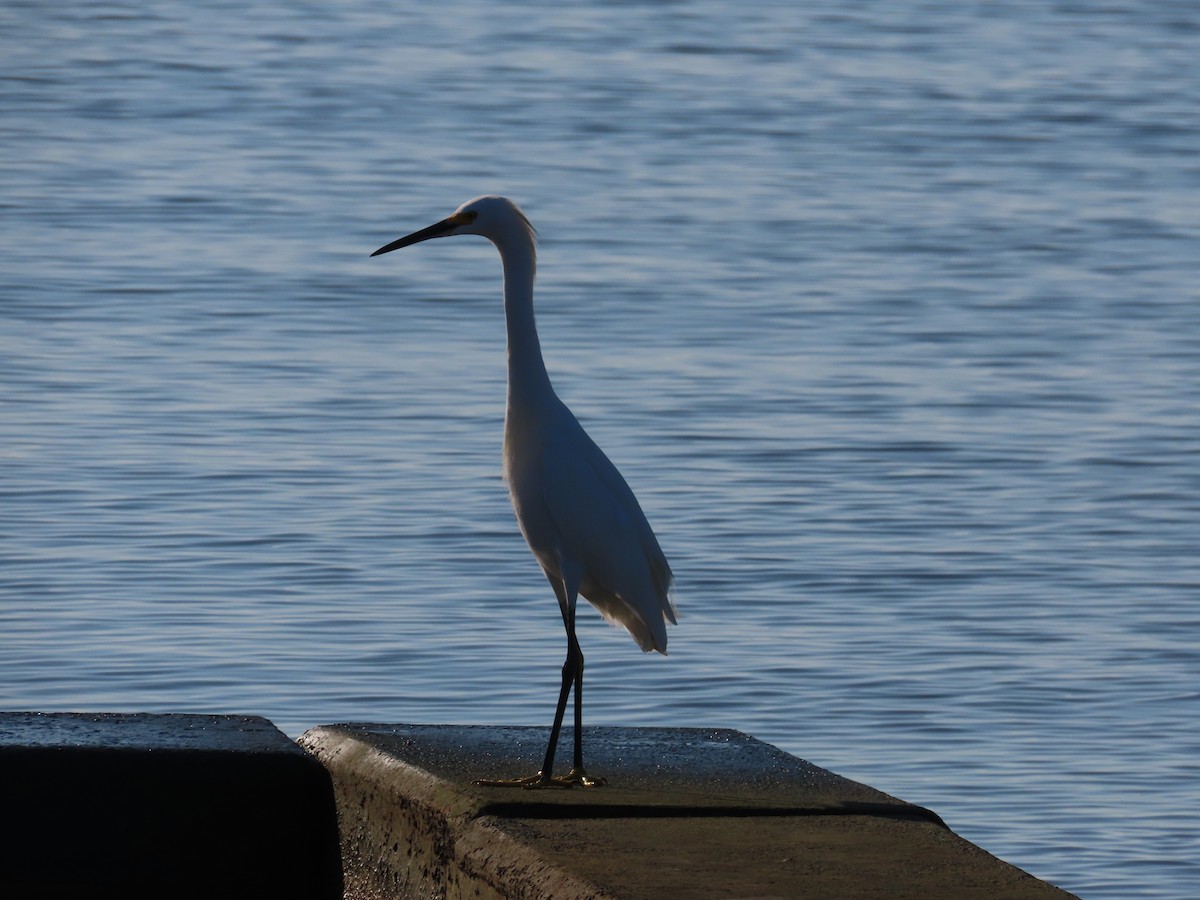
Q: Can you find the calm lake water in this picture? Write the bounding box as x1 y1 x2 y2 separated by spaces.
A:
2 2 1198 897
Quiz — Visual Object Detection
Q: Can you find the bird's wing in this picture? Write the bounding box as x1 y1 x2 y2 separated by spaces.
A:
538 420 675 649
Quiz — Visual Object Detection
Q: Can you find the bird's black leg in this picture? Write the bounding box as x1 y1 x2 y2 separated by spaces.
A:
473 637 575 788
472 572 603 788
537 613 577 781
546 593 604 787
572 631 584 772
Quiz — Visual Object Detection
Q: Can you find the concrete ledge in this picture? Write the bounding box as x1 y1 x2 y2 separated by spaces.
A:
0 712 343 899
298 723 1078 899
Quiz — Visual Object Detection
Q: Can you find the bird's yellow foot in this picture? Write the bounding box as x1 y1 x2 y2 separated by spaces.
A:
473 768 607 789
551 767 606 788
472 773 547 788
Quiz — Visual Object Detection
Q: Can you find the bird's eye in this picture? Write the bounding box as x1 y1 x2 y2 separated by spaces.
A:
451 211 478 225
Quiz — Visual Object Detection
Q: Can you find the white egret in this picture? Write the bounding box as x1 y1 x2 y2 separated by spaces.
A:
371 196 676 787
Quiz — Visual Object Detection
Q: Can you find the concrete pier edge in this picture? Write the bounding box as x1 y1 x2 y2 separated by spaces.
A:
298 722 1079 899
1 712 1078 899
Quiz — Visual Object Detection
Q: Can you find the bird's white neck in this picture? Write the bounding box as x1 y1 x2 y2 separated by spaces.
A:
497 233 554 408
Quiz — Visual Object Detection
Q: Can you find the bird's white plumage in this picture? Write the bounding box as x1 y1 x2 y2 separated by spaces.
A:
372 195 674 784
448 195 676 653
530 406 674 652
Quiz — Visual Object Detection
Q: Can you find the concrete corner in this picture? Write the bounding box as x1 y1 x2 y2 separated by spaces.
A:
0 711 342 898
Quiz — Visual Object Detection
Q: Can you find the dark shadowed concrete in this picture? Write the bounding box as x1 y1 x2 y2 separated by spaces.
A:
299 723 1078 899
0 711 342 899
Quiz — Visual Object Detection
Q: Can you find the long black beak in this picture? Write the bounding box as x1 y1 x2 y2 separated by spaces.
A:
370 217 460 257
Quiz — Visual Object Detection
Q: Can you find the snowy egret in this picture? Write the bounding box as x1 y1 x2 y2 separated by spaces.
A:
371 196 676 787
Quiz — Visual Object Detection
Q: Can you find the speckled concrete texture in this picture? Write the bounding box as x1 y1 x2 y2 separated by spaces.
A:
0 711 342 898
299 723 1078 899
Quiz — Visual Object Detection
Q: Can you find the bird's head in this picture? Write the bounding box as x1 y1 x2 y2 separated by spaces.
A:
371 195 536 257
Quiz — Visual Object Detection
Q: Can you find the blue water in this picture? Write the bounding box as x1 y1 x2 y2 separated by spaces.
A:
2 3 1198 896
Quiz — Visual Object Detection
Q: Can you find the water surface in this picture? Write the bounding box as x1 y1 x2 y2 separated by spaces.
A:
3 3 1198 897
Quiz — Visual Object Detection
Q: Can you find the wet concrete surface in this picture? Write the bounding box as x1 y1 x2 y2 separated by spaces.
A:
326 723 945 823
300 722 1078 899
